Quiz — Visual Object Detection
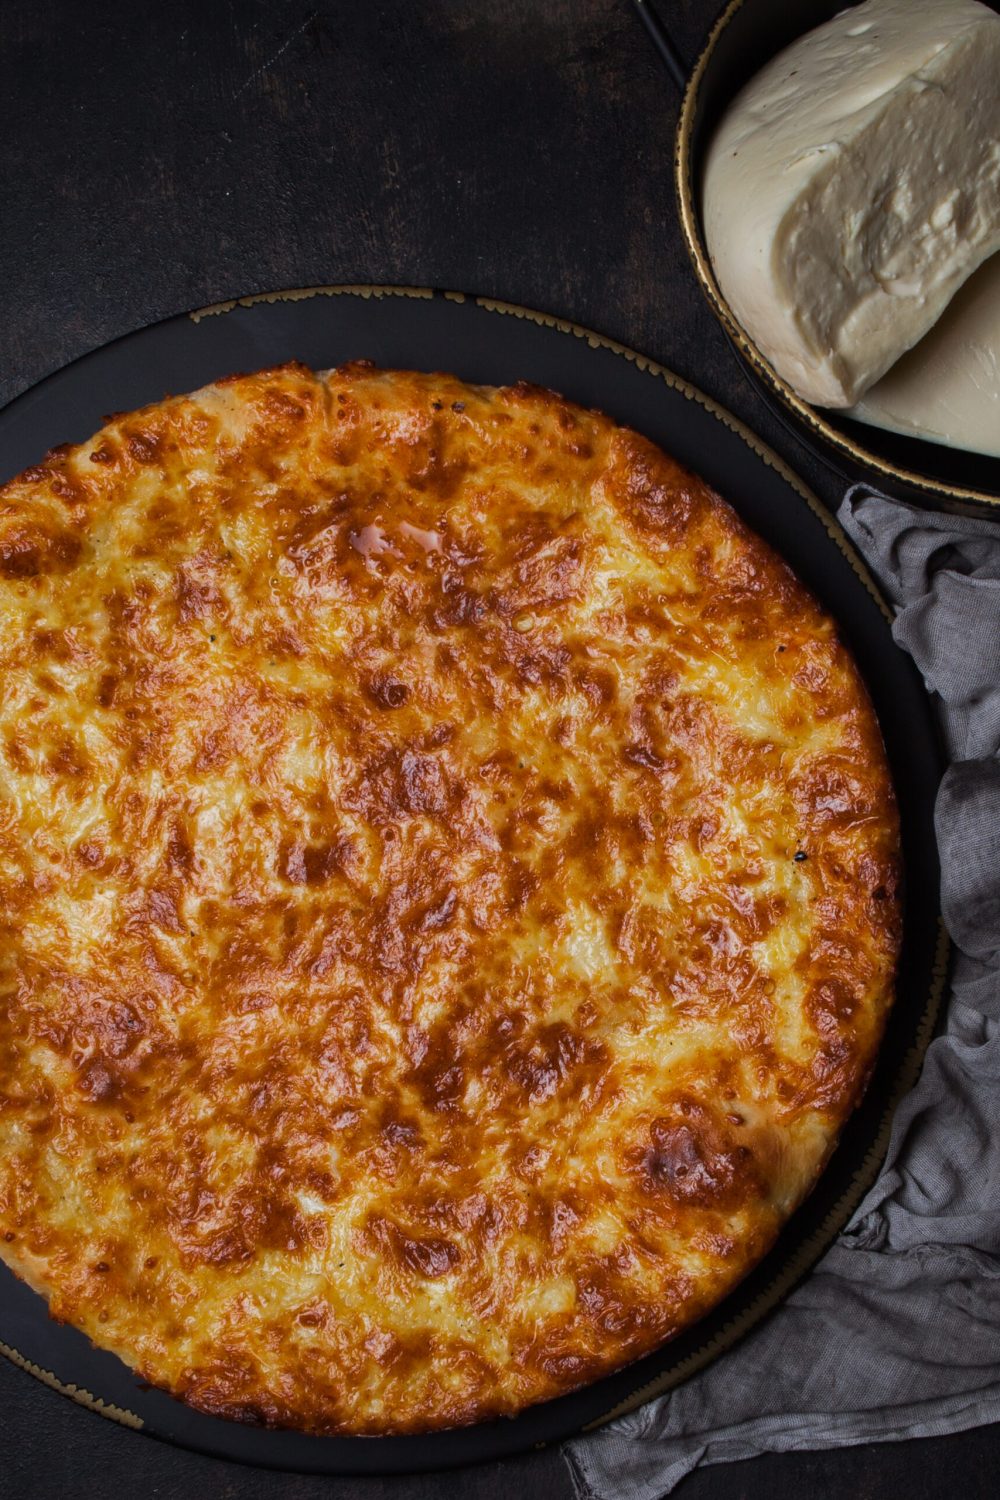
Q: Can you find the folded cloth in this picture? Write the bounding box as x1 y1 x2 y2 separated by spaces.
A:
564 488 1000 1500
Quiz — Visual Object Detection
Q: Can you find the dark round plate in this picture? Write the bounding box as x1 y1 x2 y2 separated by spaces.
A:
0 286 946 1474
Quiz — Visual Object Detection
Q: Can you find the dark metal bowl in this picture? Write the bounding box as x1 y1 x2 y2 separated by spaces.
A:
676 0 1000 513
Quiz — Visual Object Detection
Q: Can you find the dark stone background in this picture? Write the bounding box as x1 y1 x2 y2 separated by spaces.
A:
1 1 996 1495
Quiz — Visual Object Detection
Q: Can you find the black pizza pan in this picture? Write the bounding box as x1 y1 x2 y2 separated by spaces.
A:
0 287 947 1474
674 0 1000 513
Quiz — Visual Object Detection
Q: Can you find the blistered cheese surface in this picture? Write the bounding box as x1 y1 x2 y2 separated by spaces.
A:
0 364 900 1433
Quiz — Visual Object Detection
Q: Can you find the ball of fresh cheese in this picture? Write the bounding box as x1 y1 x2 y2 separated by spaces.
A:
702 0 1000 408
848 251 1000 457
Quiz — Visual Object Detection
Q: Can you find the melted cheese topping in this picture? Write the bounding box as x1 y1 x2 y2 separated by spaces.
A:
0 364 900 1434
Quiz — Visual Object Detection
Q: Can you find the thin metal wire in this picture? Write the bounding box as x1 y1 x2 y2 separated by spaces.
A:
631 0 688 92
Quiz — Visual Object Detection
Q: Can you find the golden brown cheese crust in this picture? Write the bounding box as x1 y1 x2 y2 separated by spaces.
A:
0 363 900 1434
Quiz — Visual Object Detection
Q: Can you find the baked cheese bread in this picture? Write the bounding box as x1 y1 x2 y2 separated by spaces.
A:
0 363 900 1433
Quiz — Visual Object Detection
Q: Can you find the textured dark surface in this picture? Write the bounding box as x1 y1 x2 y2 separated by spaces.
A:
1 1 997 1496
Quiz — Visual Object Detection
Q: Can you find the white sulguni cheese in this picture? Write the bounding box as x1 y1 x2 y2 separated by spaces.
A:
703 0 1000 409
848 250 1000 457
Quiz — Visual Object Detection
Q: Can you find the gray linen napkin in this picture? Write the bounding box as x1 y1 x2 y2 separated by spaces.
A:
564 487 1000 1500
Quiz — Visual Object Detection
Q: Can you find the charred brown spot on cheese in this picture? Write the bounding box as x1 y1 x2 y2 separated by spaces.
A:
0 363 899 1436
601 429 706 550
282 837 353 887
78 1059 122 1103
365 672 410 709
369 1216 462 1280
806 977 861 1039
792 754 881 830
126 430 162 464
175 554 224 623
353 746 454 824
0 524 81 579
502 1021 609 1106
634 1101 760 1212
